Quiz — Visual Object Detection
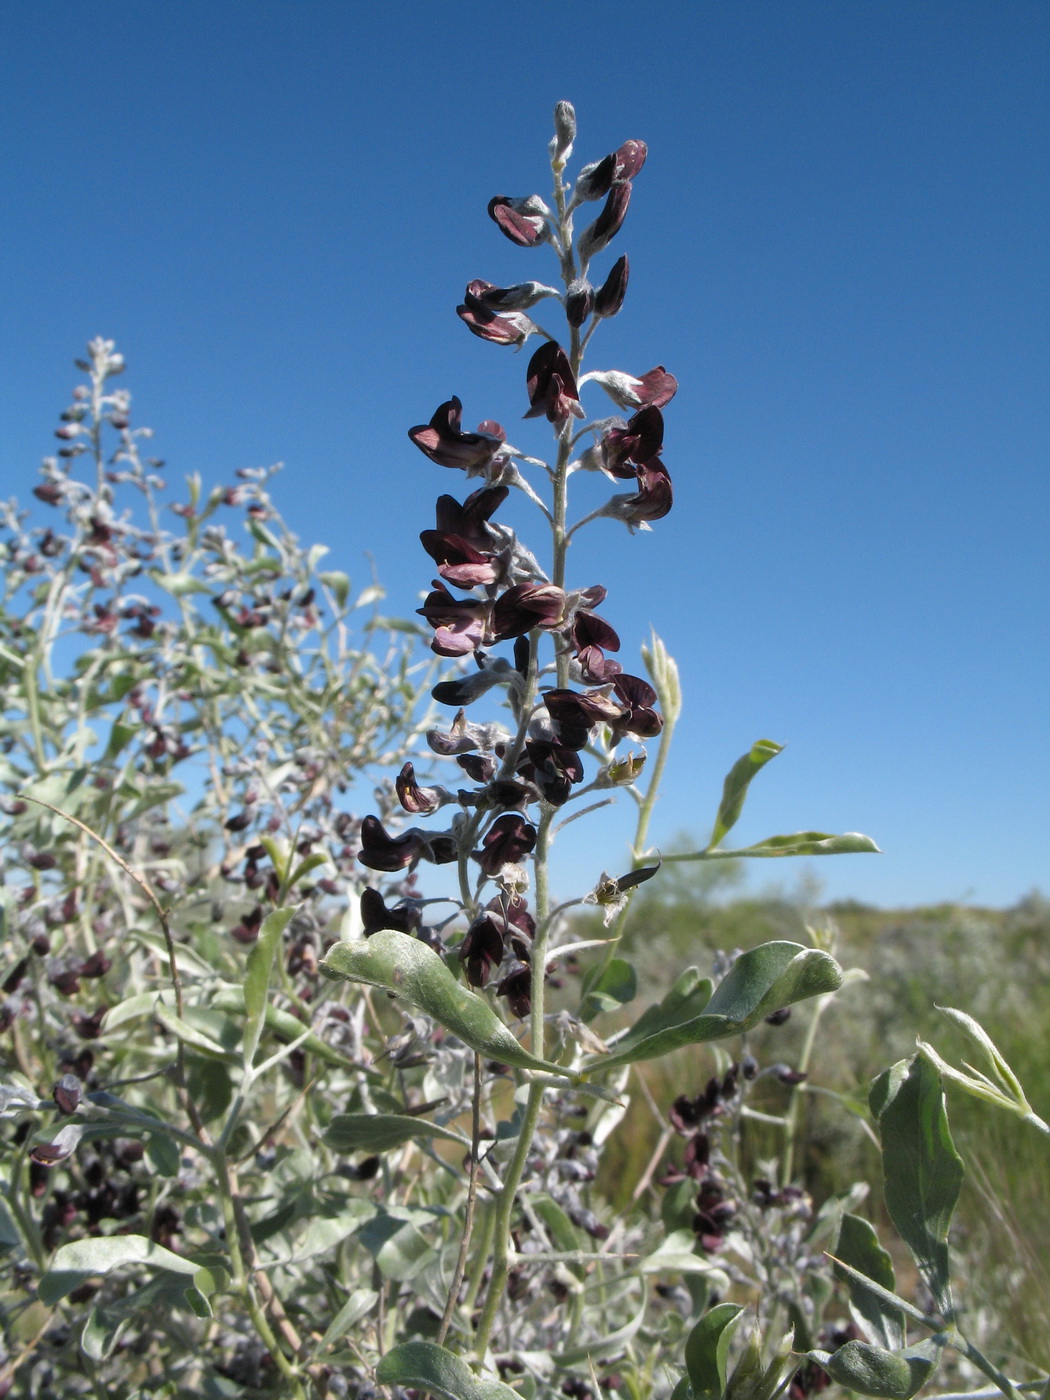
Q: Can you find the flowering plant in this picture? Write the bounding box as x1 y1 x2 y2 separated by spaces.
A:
0 106 1043 1400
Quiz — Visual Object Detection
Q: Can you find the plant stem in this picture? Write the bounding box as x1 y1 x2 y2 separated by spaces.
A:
437 1053 483 1344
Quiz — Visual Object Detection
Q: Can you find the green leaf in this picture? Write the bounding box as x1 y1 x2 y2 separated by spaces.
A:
145 1132 181 1178
710 740 783 849
869 1055 963 1317
209 986 373 1072
532 1195 584 1278
39 1234 201 1307
151 571 212 597
554 1283 649 1364
319 571 351 609
322 1112 465 1155
671 832 881 861
580 956 638 1022
154 1005 238 1062
376 1341 521 1400
358 1208 437 1281
584 942 842 1071
834 1214 905 1351
243 906 295 1067
317 1288 379 1352
808 1341 939 1400
684 1302 745 1400
104 720 136 761
320 931 568 1076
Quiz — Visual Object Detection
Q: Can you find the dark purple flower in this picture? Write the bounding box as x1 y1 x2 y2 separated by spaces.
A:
395 763 448 816
611 674 663 740
496 962 532 1019
488 195 551 247
543 688 623 733
474 280 560 311
579 182 631 265
457 752 497 783
491 583 566 640
594 255 629 318
592 406 665 479
520 739 584 806
417 582 488 657
360 887 423 938
524 342 585 425
475 813 536 875
457 280 536 347
409 398 507 472
53 1074 82 1115
459 915 506 988
358 816 426 872
420 531 500 588
604 461 674 527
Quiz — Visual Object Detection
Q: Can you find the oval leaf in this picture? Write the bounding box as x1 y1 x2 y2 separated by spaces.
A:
320 931 567 1075
376 1341 521 1400
322 1112 465 1154
39 1234 200 1307
685 1302 744 1400
811 1341 938 1400
835 1214 905 1351
710 740 783 849
869 1054 963 1317
584 942 842 1071
244 906 296 1067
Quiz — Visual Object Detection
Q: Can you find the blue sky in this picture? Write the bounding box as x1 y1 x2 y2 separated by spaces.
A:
2 2 1047 907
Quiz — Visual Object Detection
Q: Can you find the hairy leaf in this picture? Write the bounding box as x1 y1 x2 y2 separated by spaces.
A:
870 1055 963 1317
322 1112 465 1154
835 1214 905 1351
684 1302 744 1400
710 740 782 848
376 1341 521 1400
243 906 296 1067
320 931 568 1075
584 942 841 1070
809 1341 939 1400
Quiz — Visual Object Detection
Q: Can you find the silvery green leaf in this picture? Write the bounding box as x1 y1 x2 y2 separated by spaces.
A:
376 1342 521 1400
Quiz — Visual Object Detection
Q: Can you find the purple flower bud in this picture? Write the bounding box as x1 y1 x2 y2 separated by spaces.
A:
575 154 616 203
594 255 629 318
613 139 648 181
565 279 594 328
488 195 551 248
595 406 665 479
524 342 584 425
420 530 500 587
53 1073 82 1115
457 752 497 782
357 816 426 872
409 398 507 473
579 183 632 266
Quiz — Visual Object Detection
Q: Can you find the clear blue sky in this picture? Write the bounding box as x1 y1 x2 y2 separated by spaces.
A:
2 2 1047 908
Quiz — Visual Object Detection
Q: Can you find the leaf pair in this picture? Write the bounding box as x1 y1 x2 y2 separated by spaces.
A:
666 739 880 861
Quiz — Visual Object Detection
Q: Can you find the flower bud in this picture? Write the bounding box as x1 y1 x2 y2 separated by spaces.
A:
578 183 631 266
565 279 594 328
594 255 629 318
53 1073 82 1115
575 153 615 202
551 101 576 162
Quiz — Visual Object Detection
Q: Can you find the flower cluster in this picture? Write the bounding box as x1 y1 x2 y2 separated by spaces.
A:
356 105 679 1021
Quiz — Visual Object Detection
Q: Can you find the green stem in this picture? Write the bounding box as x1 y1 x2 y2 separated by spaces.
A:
780 990 830 1185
